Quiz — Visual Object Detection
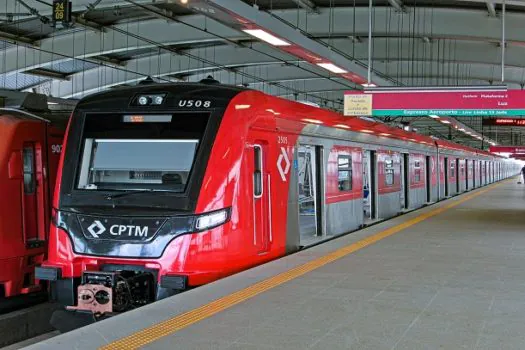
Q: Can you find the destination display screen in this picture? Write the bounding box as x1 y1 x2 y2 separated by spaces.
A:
482 117 525 126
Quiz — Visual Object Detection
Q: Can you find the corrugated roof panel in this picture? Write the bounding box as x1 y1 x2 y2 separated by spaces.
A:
41 59 100 74
0 72 50 90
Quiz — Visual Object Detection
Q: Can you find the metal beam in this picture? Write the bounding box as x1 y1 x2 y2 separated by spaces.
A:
486 1 497 17
185 0 396 86
387 0 406 12
24 68 70 81
27 46 320 98
290 0 320 14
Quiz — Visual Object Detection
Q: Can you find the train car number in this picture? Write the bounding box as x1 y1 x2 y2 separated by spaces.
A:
178 100 212 108
51 144 62 154
277 136 288 145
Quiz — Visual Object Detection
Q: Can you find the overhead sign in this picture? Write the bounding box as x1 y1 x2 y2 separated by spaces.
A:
343 94 372 116
482 117 525 126
344 89 525 117
489 146 525 154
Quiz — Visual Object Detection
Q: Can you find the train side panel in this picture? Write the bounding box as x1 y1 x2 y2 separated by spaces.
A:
377 150 402 219
408 153 427 209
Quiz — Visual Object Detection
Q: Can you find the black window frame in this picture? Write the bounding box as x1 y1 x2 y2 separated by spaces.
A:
337 155 352 191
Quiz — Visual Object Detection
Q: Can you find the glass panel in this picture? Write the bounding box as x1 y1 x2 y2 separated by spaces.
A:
23 147 35 194
385 159 394 186
337 155 352 191
77 139 198 192
76 112 210 193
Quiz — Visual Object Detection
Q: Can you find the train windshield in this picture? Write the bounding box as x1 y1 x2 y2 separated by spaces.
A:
76 112 209 193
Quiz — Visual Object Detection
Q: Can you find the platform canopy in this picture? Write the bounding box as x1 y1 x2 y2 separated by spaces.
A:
1 0 525 147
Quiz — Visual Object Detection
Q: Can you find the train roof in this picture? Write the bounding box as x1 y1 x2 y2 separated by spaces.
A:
75 81 491 156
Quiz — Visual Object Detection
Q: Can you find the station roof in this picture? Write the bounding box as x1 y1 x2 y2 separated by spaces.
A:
1 0 524 148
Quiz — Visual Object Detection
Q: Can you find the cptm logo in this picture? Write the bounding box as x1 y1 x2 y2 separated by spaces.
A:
277 147 291 181
87 220 149 239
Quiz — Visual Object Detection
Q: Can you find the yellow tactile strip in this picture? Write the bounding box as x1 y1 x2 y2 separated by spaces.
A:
100 181 505 350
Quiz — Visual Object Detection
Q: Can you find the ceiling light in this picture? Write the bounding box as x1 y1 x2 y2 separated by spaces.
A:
429 115 440 119
361 83 377 88
47 101 58 105
380 133 391 136
242 29 291 46
334 124 350 129
441 120 451 124
316 63 348 74
459 128 465 132
361 129 374 133
302 118 323 124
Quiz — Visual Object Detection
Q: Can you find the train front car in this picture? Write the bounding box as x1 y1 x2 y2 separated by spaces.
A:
37 82 288 328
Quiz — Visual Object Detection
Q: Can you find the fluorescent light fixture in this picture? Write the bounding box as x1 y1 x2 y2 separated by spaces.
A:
459 128 466 132
47 101 58 105
242 29 291 46
429 115 440 119
334 124 350 129
361 129 374 133
302 118 323 124
409 138 417 142
441 120 451 124
316 62 348 74
361 83 377 88
380 133 391 136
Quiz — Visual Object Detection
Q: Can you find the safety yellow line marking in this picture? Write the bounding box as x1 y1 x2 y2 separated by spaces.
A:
100 180 508 350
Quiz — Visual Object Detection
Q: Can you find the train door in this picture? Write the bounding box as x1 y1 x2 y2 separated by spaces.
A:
252 142 271 253
402 153 409 209
444 157 449 197
456 159 461 193
22 143 39 243
363 150 377 223
465 159 470 191
297 144 323 245
425 156 431 202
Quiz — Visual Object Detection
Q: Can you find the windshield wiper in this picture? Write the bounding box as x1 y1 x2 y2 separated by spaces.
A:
105 189 156 200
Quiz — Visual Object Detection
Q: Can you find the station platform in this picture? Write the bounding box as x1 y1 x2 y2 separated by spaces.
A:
27 178 525 350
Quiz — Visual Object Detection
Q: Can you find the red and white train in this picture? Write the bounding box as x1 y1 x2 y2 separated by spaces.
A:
35 80 520 328
0 94 68 301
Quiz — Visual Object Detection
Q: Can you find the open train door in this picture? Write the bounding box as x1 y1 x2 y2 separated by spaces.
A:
296 144 324 246
363 150 377 223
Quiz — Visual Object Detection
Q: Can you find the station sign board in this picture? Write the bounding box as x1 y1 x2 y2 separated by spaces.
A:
482 117 525 127
344 89 525 117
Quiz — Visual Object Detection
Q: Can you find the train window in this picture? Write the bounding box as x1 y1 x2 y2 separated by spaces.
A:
385 159 394 186
23 147 35 194
337 155 352 191
76 112 210 192
253 145 263 197
450 162 455 178
414 161 422 183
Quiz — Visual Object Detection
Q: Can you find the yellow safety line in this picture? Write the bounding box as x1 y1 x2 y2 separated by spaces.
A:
100 180 507 350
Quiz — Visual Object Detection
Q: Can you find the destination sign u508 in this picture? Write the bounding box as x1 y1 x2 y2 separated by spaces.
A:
482 117 525 127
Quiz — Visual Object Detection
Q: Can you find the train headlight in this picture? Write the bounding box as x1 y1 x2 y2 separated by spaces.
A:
153 96 164 105
195 208 230 231
138 96 149 105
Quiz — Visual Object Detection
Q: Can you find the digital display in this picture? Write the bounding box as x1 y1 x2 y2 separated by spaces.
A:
122 114 172 123
483 117 525 126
